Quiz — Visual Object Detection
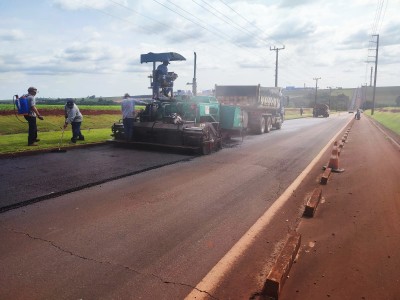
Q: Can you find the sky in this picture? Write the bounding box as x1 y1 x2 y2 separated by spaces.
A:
0 0 399 99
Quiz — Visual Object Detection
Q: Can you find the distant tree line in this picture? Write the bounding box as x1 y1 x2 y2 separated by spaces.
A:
36 96 119 106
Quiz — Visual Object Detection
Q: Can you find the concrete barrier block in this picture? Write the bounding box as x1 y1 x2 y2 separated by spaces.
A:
262 232 301 299
320 168 332 185
304 188 322 217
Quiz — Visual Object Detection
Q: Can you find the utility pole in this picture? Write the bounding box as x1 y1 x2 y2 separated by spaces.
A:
187 52 197 96
313 77 321 103
370 66 373 87
327 86 332 109
270 45 285 87
312 77 321 117
371 34 379 115
193 52 197 96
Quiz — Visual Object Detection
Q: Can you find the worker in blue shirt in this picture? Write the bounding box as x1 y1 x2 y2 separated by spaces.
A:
153 61 169 98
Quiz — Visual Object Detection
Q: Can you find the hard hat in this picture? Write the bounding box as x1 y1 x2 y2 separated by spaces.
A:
28 87 37 93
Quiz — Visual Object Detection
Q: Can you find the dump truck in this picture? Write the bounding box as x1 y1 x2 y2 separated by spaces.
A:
313 103 330 117
215 85 285 134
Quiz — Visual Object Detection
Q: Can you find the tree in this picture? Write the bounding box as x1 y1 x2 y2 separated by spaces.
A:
396 96 400 107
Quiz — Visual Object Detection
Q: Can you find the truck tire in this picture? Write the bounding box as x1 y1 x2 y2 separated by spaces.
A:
275 120 282 129
265 116 272 133
255 117 265 134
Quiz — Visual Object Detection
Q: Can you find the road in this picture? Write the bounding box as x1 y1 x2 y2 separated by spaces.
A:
0 114 352 299
0 145 194 211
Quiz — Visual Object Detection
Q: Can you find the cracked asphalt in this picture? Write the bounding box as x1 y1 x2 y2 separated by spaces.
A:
0 115 352 299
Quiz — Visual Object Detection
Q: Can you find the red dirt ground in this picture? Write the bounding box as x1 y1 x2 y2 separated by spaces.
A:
279 116 400 300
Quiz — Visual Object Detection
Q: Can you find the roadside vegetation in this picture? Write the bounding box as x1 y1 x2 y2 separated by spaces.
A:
284 108 313 119
1 91 399 154
0 103 122 155
366 107 400 135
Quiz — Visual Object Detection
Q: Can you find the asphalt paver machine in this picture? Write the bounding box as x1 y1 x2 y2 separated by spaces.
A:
111 52 222 154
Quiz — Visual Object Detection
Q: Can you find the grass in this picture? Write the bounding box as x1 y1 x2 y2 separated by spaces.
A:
284 108 313 120
0 115 121 135
0 108 121 154
367 107 400 135
0 128 112 154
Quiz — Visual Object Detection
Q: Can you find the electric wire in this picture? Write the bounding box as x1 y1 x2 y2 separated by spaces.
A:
215 0 318 84
190 0 309 85
192 0 270 48
100 0 276 88
218 0 285 47
151 0 272 64
364 0 386 86
91 1 333 88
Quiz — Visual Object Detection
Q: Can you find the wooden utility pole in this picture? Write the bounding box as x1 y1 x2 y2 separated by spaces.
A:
270 45 285 87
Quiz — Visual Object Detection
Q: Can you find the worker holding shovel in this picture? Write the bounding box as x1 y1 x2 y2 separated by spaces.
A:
64 99 84 143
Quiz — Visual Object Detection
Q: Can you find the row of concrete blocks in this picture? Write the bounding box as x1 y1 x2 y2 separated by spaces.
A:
256 124 353 299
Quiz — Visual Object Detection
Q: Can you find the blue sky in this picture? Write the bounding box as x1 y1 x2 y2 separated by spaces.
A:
0 0 398 99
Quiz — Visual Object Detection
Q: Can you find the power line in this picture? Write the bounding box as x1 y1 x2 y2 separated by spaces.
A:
193 0 315 85
104 0 313 88
192 0 270 48
218 0 285 46
364 0 386 86
151 0 269 59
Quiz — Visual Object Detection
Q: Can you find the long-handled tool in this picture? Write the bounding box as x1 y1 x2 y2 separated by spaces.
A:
51 126 67 153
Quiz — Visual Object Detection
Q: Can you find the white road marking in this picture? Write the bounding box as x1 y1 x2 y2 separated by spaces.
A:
185 117 353 299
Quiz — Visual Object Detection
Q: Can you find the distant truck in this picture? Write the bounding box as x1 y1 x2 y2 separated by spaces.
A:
313 103 330 118
215 85 285 134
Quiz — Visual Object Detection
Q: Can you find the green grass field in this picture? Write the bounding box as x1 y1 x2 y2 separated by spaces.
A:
367 107 400 135
284 108 313 119
0 105 121 154
0 128 112 154
0 115 121 135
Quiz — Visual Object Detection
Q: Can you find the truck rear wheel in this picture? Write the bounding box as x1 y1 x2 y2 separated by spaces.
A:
256 117 265 134
265 116 272 133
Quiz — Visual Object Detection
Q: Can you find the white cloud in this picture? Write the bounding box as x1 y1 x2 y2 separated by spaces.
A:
52 0 126 11
0 0 398 99
0 29 25 41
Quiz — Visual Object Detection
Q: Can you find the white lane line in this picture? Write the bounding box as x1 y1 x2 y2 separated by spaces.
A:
185 116 353 300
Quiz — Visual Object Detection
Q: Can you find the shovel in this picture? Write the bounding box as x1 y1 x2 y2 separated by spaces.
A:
51 126 67 153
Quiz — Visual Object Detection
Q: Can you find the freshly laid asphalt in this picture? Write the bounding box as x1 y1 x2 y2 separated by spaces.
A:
0 144 194 212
